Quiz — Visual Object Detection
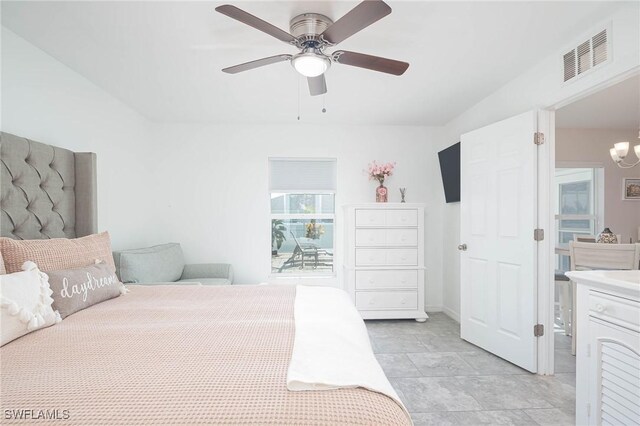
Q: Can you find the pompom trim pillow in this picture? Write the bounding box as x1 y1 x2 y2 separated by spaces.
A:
1 261 61 346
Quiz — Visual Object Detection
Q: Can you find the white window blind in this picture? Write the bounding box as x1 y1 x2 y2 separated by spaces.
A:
269 158 337 192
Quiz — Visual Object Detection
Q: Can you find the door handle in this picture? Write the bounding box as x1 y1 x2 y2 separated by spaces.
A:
458 244 468 251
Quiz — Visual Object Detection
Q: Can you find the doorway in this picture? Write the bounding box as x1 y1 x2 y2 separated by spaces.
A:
458 74 639 376
551 74 640 373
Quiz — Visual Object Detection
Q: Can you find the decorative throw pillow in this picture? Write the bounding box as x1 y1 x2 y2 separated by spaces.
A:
0 261 61 346
47 261 126 319
0 232 116 274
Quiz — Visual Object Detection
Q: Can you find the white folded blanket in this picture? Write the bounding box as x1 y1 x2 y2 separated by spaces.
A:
287 285 407 412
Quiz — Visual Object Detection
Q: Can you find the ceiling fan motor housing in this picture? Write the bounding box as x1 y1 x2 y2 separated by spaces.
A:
290 13 334 47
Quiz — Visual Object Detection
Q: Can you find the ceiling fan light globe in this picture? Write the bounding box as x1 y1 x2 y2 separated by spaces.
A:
634 144 640 159
614 141 629 159
292 54 330 77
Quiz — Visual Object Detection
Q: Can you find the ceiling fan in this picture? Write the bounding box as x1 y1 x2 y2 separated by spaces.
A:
215 0 409 96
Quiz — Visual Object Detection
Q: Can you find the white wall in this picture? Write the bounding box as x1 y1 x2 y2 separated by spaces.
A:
1 27 162 250
1 28 445 308
556 128 640 242
439 2 640 320
147 123 444 308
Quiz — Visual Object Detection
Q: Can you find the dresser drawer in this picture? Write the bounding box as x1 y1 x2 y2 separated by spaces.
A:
355 209 418 227
355 248 418 266
355 229 386 246
355 209 386 226
589 291 640 330
386 248 418 265
355 270 419 290
386 229 418 246
355 229 418 247
356 291 418 310
386 209 418 227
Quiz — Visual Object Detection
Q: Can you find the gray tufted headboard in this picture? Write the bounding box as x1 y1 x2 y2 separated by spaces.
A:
0 132 97 240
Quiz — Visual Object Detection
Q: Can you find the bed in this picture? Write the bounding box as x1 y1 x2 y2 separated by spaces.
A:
0 133 410 425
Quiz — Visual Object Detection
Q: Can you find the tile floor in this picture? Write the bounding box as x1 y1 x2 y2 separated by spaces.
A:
365 313 577 426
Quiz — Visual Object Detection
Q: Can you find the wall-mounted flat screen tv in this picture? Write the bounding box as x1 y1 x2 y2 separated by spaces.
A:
438 142 460 203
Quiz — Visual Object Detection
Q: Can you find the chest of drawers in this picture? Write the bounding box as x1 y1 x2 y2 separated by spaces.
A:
343 203 427 321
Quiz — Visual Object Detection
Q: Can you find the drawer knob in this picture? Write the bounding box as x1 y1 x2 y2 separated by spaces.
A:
401 217 406 222
401 278 407 283
595 303 606 313
369 278 374 283
401 236 406 241
401 299 407 305
369 256 374 261
401 256 407 260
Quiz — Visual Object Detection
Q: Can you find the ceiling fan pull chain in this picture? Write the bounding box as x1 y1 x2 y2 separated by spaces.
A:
322 95 327 114
297 75 301 121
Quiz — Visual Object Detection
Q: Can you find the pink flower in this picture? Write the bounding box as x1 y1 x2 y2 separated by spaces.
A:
366 161 396 182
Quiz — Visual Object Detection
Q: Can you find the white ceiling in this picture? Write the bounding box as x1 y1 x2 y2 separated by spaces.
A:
1 1 625 125
556 75 640 129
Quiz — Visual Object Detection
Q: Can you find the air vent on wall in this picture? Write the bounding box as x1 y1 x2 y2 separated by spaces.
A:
563 28 608 82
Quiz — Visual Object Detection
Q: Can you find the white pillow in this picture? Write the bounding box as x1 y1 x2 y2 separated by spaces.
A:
1 261 61 346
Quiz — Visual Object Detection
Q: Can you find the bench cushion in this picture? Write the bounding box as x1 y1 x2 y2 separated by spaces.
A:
114 243 184 284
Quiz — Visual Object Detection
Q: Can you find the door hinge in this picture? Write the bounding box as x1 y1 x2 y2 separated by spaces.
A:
534 132 545 145
534 229 544 241
534 324 544 337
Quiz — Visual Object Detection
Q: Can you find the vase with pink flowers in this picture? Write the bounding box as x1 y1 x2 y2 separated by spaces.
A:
367 161 395 202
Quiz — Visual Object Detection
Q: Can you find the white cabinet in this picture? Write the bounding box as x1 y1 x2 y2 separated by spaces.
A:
567 270 640 426
344 203 427 321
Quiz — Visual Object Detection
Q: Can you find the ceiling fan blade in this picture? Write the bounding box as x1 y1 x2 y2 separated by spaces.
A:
320 0 391 45
333 50 409 76
222 54 292 74
308 75 327 96
215 5 297 44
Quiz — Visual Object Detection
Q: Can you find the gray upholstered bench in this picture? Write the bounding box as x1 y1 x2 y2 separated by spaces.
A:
113 243 233 285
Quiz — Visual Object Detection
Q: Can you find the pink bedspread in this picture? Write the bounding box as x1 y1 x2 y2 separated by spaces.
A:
0 285 410 425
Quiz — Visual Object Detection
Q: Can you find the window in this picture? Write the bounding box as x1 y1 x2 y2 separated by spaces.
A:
555 167 603 271
269 159 336 276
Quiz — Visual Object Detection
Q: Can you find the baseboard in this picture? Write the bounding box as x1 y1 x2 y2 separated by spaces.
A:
424 305 443 313
442 306 460 323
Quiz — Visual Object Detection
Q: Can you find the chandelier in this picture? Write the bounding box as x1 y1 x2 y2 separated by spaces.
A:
610 133 640 168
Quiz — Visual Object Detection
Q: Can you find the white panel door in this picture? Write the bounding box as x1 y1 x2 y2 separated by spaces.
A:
460 110 539 372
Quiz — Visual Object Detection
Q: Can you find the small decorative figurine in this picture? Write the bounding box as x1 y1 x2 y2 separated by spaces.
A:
399 188 406 203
